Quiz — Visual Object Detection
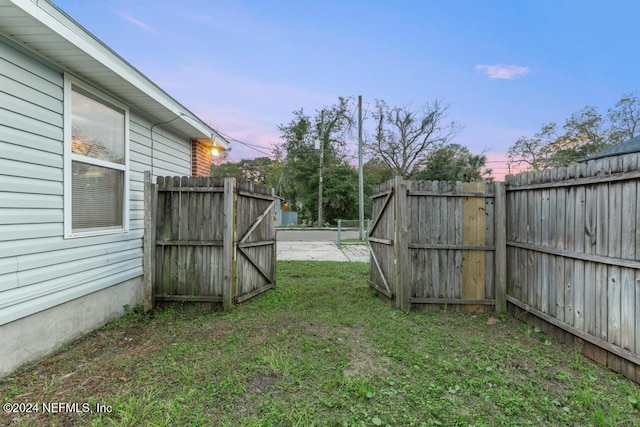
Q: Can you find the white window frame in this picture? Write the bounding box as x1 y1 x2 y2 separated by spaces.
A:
63 74 130 238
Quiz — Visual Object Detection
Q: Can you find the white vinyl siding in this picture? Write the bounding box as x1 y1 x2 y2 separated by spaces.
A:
0 37 192 325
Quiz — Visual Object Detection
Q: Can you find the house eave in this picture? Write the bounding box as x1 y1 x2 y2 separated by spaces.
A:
0 0 229 149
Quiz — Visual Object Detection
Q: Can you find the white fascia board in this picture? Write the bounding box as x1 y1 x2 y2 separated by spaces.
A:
9 0 229 149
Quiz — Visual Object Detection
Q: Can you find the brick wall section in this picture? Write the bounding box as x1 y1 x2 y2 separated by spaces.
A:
191 140 213 177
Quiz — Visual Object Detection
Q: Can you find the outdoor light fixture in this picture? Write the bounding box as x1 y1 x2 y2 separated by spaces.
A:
211 147 220 156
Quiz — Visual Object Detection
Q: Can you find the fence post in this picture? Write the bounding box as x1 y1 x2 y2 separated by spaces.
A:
494 181 507 312
272 187 277 289
394 176 411 312
222 177 237 310
142 171 156 312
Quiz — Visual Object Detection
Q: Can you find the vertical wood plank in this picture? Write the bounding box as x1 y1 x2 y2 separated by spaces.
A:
462 181 486 313
430 182 441 300
484 182 495 300
564 166 576 326
222 177 236 310
573 182 586 332
415 181 425 299
547 173 558 319
438 181 449 299
446 181 457 301
595 169 609 340
272 188 277 289
494 182 507 312
505 179 516 300
636 158 640 357
516 174 527 302
540 183 550 314
554 168 566 323
395 177 411 312
423 181 433 299
526 177 535 308
621 155 637 353
608 160 623 348
454 181 463 300
583 161 597 337
143 171 155 311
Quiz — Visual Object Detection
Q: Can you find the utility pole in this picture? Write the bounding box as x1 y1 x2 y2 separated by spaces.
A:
317 111 324 228
358 95 364 240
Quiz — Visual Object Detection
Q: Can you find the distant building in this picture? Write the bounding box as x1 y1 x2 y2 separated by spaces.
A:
275 198 298 226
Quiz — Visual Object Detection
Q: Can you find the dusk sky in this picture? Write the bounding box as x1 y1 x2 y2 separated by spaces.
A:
52 0 640 180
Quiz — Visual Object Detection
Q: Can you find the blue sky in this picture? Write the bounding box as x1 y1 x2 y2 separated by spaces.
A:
52 0 640 179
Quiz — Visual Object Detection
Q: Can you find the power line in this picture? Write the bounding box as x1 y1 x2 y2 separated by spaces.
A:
215 129 274 157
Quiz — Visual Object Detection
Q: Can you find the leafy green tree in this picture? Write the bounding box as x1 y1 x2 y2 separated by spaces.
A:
366 99 462 178
545 106 610 168
210 159 243 180
413 144 492 181
304 163 359 222
507 93 640 171
211 157 275 185
276 97 355 223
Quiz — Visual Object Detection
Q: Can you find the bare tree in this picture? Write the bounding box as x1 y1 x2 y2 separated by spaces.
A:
506 123 557 171
366 100 462 178
608 92 640 143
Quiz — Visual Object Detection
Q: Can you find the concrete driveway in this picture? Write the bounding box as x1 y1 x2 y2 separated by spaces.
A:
276 229 369 262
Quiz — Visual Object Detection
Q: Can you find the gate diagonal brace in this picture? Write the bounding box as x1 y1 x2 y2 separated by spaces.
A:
367 240 393 296
369 188 393 237
239 200 276 244
237 245 274 285
236 199 276 286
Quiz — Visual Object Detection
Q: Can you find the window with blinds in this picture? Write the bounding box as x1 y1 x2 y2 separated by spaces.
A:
67 81 128 235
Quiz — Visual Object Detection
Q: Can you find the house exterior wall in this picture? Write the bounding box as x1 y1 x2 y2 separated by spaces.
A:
0 37 192 376
191 139 213 177
0 277 143 378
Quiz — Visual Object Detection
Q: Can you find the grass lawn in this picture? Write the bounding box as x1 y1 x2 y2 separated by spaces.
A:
1 261 639 426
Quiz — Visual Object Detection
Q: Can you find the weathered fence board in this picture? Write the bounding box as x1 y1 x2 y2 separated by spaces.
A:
146 176 276 308
152 176 226 304
369 178 506 313
505 152 640 383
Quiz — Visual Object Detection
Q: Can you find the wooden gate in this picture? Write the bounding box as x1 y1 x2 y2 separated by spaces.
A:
368 177 506 313
235 181 277 303
143 174 276 309
368 178 397 301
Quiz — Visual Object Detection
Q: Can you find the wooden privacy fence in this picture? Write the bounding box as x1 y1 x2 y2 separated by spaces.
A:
370 152 640 383
506 153 640 382
368 176 507 313
143 173 276 310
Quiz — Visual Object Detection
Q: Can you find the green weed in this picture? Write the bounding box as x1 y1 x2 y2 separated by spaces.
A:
0 261 638 426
